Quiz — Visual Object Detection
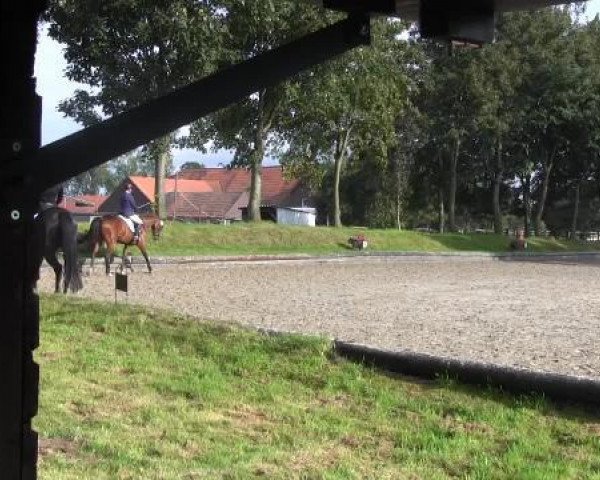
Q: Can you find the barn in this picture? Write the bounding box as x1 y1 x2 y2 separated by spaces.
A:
99 168 314 223
60 194 107 222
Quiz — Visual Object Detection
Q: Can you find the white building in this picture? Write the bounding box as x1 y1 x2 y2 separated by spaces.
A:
276 207 316 227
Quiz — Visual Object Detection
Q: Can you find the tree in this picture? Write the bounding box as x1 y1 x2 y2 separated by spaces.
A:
282 19 410 227
467 23 521 234
388 101 425 229
65 164 111 196
45 0 223 217
186 0 327 221
179 161 205 171
405 7 584 236
65 150 155 195
105 150 156 192
497 8 576 235
419 42 481 232
546 18 600 237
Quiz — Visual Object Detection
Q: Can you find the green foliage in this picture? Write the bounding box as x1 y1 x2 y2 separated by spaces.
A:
46 0 222 117
282 19 413 227
185 0 330 220
66 151 155 195
179 161 204 171
47 1 600 232
45 0 223 210
400 7 600 235
64 164 111 196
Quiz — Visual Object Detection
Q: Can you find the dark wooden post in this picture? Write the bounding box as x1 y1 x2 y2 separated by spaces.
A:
0 3 46 479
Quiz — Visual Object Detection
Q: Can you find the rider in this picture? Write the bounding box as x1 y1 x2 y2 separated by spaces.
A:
120 183 143 243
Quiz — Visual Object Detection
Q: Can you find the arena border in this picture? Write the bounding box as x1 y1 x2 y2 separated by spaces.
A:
334 341 600 406
121 250 600 265
74 251 600 406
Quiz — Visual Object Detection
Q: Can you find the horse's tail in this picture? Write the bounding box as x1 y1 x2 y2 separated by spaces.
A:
60 211 83 293
79 217 102 247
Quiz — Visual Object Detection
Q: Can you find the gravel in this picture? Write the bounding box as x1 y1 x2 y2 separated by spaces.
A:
39 256 600 380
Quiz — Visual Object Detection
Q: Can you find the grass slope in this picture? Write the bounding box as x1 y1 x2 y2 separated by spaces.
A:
38 296 600 479
112 222 600 257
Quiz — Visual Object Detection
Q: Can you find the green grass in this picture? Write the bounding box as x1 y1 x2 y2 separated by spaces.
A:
105 221 600 257
37 295 600 479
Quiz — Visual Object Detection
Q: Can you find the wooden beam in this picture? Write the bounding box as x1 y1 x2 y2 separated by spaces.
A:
0 2 46 479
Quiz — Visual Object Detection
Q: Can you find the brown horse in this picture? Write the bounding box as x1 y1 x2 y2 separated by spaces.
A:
80 214 163 275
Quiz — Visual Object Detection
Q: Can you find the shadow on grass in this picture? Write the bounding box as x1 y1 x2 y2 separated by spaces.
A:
427 232 600 257
357 358 600 423
425 233 511 252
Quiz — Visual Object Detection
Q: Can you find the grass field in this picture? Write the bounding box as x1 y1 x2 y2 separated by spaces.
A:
37 295 600 479
84 221 600 257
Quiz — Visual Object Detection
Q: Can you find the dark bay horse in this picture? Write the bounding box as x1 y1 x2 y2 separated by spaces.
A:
79 214 162 275
37 207 83 293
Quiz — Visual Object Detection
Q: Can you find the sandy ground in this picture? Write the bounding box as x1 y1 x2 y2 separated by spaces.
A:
39 256 600 380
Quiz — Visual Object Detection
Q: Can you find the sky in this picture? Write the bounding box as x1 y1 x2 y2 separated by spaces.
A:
34 0 600 169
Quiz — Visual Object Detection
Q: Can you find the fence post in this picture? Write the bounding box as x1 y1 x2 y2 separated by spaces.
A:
0 3 47 479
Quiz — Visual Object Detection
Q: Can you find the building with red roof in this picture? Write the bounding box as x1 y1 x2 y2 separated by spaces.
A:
99 167 312 223
176 166 305 206
99 175 215 216
60 194 108 222
175 166 311 221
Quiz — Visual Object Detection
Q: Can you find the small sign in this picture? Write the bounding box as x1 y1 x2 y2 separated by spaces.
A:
115 272 129 304
115 272 128 292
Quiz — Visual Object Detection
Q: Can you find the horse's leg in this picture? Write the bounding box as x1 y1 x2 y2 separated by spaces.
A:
121 244 130 272
61 216 83 293
90 241 100 274
137 239 152 274
45 252 62 294
105 242 115 276
125 244 134 272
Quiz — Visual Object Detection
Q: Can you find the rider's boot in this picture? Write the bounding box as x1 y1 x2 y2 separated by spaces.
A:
133 223 139 244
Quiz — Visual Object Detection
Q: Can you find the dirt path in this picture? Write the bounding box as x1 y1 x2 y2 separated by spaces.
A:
39 256 600 380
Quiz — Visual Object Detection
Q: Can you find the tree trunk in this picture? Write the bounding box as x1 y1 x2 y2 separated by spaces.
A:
492 139 503 235
447 137 460 232
570 181 581 240
333 150 344 228
438 152 445 234
523 174 532 237
332 128 351 228
248 156 263 221
396 186 401 231
247 91 269 222
151 135 170 219
534 158 554 236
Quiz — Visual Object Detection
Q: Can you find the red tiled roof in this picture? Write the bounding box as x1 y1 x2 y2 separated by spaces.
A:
165 191 248 220
61 195 108 215
129 175 214 201
175 166 301 204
